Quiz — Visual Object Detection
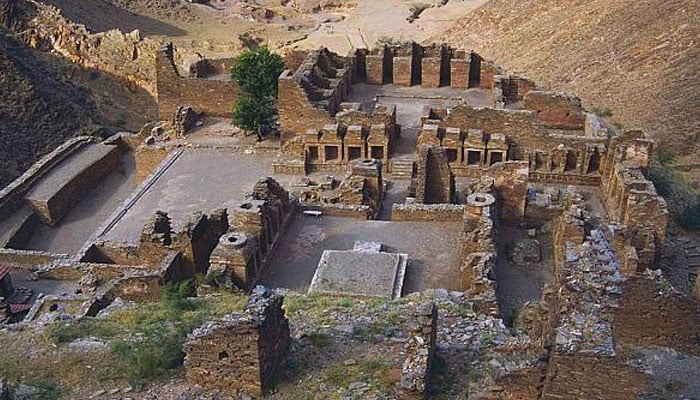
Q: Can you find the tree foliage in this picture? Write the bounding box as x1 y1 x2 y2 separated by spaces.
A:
231 47 284 139
232 94 274 137
231 46 285 99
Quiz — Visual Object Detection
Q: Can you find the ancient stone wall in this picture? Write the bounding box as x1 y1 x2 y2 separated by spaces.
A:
213 178 293 290
358 44 484 89
613 276 700 356
184 287 290 397
415 145 454 204
600 133 667 271
0 248 68 270
156 43 238 120
391 203 464 221
541 354 648 400
0 136 90 222
460 192 499 315
424 105 607 185
278 69 334 137
399 302 437 399
487 161 529 222
26 143 121 226
523 91 586 130
21 2 160 93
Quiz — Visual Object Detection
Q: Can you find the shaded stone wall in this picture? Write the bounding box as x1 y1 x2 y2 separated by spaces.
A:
220 178 294 290
415 145 454 204
601 133 667 271
184 287 290 397
358 43 483 89
523 91 586 130
613 276 700 356
541 354 648 400
460 191 499 316
278 69 334 137
0 136 90 222
391 203 464 221
488 161 529 222
26 143 121 226
156 43 238 120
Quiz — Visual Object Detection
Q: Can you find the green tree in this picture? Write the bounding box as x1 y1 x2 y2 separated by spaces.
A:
231 46 285 140
232 94 274 141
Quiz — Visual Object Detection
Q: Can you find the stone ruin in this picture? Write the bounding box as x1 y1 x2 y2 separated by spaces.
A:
0 34 690 400
399 302 438 399
292 158 384 218
184 286 290 397
208 177 293 290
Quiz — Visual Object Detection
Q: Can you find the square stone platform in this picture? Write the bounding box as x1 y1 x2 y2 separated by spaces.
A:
308 248 407 300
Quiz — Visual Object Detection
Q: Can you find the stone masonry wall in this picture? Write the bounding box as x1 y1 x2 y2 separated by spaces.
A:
391 203 464 221
415 145 454 204
156 43 238 120
523 91 586 130
278 69 333 137
613 276 700 356
399 302 437 399
184 287 290 397
0 136 89 222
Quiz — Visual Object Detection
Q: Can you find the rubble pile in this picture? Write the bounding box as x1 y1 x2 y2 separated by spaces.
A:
555 228 622 356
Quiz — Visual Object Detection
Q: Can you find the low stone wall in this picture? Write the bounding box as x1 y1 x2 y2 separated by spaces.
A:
27 143 121 225
184 287 290 397
298 203 373 220
391 203 464 221
0 248 68 270
399 302 437 399
0 137 90 221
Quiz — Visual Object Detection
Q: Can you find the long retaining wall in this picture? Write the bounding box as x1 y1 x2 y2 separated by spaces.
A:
0 137 91 222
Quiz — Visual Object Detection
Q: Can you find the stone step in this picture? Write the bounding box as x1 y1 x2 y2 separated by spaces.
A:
390 159 416 180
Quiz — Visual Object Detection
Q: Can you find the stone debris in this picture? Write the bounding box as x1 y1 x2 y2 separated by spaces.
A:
555 228 621 356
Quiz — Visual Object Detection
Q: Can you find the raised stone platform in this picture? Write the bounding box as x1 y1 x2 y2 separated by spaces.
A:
25 143 120 225
308 245 407 300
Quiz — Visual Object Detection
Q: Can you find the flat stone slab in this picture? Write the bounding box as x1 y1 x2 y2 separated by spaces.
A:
309 249 407 300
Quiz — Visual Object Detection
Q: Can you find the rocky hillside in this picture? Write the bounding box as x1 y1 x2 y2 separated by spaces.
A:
0 0 157 187
0 28 101 186
441 0 700 157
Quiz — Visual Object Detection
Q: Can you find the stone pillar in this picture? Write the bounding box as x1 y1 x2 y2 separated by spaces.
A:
184 286 291 398
366 47 387 85
466 192 495 218
208 232 259 290
352 158 383 200
450 50 470 88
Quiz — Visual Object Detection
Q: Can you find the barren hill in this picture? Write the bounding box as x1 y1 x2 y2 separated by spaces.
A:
0 0 157 187
0 28 101 186
441 0 700 157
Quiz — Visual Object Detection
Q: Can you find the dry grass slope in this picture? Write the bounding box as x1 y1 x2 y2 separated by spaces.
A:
441 0 700 158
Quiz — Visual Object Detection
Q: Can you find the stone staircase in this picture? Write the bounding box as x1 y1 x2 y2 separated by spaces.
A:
390 158 416 180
